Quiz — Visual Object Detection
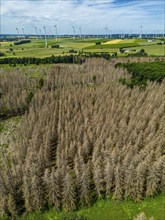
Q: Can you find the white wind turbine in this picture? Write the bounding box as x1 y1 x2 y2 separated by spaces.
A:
16 27 20 41
139 25 143 38
34 27 38 40
43 26 48 47
72 25 76 39
79 27 82 38
22 28 25 39
54 25 58 41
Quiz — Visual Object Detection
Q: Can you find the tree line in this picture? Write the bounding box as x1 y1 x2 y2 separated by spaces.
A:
14 40 31 45
115 61 165 88
0 52 118 65
0 55 85 65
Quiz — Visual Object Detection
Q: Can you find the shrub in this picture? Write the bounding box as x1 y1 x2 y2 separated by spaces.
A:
112 52 117 57
27 91 34 103
51 45 60 48
0 52 5 56
38 78 44 89
69 49 77 53
92 75 97 83
119 48 125 53
14 40 31 45
140 49 145 53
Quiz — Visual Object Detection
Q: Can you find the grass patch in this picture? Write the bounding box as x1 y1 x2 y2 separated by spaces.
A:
123 45 165 56
84 42 139 49
83 48 118 53
3 194 164 220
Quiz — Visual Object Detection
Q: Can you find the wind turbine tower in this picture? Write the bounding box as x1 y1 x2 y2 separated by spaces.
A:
72 26 76 39
39 29 42 39
16 27 20 41
34 27 38 39
49 30 52 38
139 25 143 38
54 25 58 41
34 27 38 40
79 27 82 38
105 27 108 38
22 28 25 39
43 26 48 47
129 29 132 38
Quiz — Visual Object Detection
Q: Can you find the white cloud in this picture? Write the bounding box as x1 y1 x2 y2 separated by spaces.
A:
1 0 164 34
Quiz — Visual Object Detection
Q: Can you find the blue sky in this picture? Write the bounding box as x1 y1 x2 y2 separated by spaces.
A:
1 0 164 34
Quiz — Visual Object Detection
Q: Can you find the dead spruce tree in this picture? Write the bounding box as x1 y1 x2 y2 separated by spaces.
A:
0 58 165 217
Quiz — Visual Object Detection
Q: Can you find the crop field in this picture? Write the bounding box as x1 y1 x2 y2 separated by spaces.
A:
83 48 119 53
0 38 164 59
123 44 165 56
84 42 139 49
103 39 136 44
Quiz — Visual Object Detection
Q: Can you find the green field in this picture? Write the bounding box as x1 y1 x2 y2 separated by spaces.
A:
123 44 165 56
0 194 162 220
0 38 164 58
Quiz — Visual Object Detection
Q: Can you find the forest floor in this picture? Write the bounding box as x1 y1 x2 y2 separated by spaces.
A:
0 116 21 149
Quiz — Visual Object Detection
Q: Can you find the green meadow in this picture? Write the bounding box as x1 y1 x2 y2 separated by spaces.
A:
0 194 163 220
0 38 164 58
124 44 165 56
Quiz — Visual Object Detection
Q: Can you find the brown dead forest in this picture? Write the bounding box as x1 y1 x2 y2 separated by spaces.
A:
0 58 165 217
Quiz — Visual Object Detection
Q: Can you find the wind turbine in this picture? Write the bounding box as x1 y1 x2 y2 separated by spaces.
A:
105 27 108 38
139 25 143 38
49 30 52 38
156 29 161 38
72 25 76 39
79 27 82 38
107 28 111 39
22 28 25 39
39 29 42 39
43 26 48 47
34 27 38 40
110 29 113 39
54 25 58 41
16 27 20 41
129 29 132 38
